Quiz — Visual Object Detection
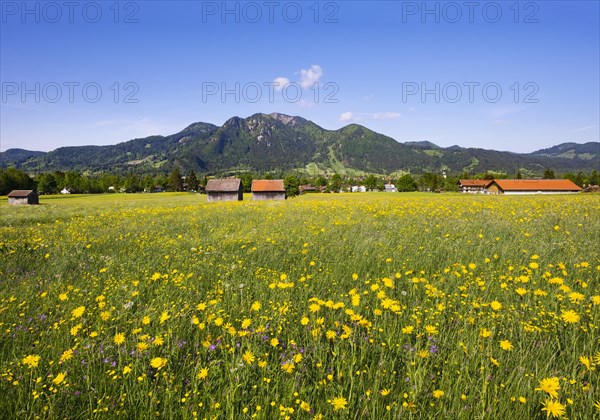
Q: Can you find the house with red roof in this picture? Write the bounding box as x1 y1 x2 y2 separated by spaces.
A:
485 179 582 195
251 180 286 200
458 179 490 194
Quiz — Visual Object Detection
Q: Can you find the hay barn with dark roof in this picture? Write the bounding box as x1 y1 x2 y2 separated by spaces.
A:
205 179 243 202
8 190 39 205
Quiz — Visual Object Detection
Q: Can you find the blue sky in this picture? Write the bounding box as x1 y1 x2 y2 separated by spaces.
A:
1 1 598 153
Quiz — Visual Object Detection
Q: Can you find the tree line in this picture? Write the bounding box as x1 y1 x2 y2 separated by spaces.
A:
1 167 598 197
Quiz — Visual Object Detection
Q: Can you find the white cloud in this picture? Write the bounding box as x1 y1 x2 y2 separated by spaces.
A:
571 124 596 133
299 65 323 89
373 112 401 120
340 112 401 122
481 106 526 125
339 112 355 122
272 77 290 92
273 65 323 100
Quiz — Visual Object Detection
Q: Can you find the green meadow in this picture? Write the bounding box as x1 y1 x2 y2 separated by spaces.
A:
1 192 598 418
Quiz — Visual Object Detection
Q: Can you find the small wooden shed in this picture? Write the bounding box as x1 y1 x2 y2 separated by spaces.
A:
299 185 318 194
8 190 39 205
252 180 286 201
205 179 243 202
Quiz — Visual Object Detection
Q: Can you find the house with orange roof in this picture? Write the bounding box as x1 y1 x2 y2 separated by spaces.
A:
458 179 490 194
252 180 286 200
485 179 582 195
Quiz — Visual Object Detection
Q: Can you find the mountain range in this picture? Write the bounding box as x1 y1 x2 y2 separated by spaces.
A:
1 113 598 176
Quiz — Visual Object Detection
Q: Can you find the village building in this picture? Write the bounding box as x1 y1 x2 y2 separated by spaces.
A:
384 183 397 192
152 185 165 193
252 180 286 200
458 179 490 194
485 179 582 195
205 179 243 202
299 185 318 194
7 190 39 205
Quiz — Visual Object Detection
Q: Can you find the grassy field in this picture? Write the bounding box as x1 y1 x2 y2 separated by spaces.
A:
1 192 599 419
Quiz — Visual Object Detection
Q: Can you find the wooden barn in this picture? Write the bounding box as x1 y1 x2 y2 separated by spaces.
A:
486 179 582 195
205 179 243 202
252 180 286 201
8 190 39 205
299 185 318 194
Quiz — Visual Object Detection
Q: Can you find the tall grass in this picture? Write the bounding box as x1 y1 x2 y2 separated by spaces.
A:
0 192 598 418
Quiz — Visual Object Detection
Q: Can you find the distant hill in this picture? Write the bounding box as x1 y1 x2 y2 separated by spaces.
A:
1 113 598 175
530 142 599 161
404 141 442 149
0 148 45 166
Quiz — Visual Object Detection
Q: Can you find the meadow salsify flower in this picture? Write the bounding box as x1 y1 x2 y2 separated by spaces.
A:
150 357 167 370
560 310 580 324
535 377 560 399
541 399 566 418
197 367 208 380
59 349 74 363
22 354 41 368
499 340 514 351
71 306 85 318
330 397 348 410
52 372 66 385
114 333 125 345
242 351 255 365
432 390 444 399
